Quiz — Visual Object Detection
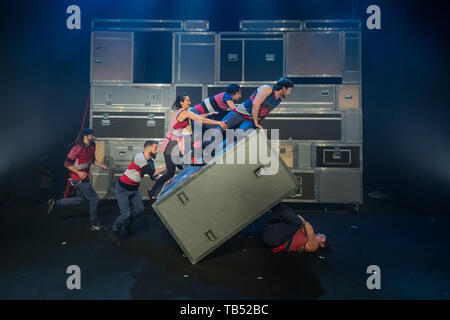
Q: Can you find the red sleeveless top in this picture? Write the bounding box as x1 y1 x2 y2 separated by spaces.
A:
173 110 189 129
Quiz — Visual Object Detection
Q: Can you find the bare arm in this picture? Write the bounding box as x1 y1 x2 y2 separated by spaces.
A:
154 167 166 176
251 86 272 129
303 222 320 253
297 215 306 225
93 160 108 169
178 110 228 130
198 113 215 118
225 100 236 110
65 165 86 179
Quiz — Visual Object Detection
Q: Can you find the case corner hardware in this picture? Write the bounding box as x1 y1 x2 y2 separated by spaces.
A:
265 53 276 62
105 92 112 105
228 53 239 62
147 113 156 127
177 192 189 206
101 113 110 126
332 147 342 160
205 230 217 242
255 166 267 177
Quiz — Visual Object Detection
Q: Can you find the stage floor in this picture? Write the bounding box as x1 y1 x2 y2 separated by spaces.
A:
0 196 449 300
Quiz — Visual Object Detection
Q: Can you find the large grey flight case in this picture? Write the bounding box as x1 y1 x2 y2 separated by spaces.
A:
152 130 299 264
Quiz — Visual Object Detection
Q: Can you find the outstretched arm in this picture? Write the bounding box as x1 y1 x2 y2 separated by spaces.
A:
251 86 272 129
154 167 167 176
94 160 108 170
198 112 217 118
179 110 228 130
225 100 237 110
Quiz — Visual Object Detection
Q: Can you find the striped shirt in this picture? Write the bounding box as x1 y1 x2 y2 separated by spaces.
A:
234 85 281 120
64 143 96 181
119 152 156 190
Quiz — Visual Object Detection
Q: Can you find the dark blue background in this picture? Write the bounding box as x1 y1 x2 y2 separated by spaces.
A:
1 0 449 214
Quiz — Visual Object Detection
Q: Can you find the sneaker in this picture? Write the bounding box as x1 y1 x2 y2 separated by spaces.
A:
47 199 55 215
110 230 121 246
89 224 106 231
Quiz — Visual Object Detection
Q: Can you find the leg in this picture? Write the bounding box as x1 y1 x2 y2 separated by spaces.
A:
112 183 133 232
223 119 255 146
129 191 144 218
191 118 205 165
78 181 100 225
238 119 256 133
219 111 248 132
203 111 248 152
148 153 177 197
123 191 145 234
271 203 304 226
55 180 86 207
262 222 300 249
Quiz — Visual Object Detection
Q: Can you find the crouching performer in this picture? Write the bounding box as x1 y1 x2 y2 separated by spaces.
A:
110 140 166 246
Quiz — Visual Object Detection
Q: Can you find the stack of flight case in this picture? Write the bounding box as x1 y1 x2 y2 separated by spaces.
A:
89 25 174 199
170 20 363 210
88 19 363 263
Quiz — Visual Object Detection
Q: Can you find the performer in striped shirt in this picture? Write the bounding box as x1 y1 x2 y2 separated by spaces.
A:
47 128 108 231
189 84 241 164
110 140 166 246
189 84 242 120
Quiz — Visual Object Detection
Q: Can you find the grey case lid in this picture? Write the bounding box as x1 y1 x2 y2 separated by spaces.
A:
152 130 300 264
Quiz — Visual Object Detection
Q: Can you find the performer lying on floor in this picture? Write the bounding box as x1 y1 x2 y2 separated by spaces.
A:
262 203 328 253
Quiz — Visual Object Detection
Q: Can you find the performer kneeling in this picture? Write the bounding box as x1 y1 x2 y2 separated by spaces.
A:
188 84 241 164
218 78 294 133
147 93 228 201
110 140 166 246
262 203 328 253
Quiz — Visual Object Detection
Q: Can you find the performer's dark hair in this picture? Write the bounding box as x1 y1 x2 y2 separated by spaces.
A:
74 132 95 147
144 140 158 148
172 93 189 110
274 77 294 90
225 84 241 95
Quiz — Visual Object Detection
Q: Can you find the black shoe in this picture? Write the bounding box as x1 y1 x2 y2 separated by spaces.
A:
148 190 157 203
110 230 121 246
47 199 55 215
